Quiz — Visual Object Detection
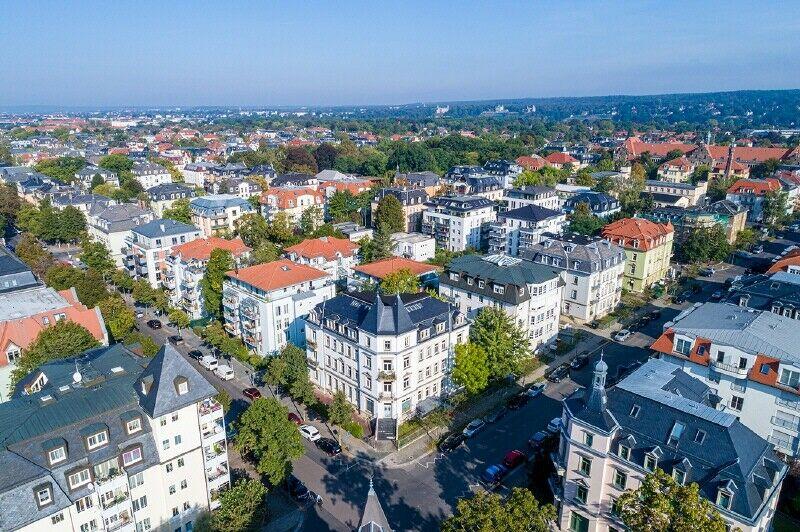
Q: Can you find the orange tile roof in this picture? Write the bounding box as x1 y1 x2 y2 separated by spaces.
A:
353 257 438 280
726 178 781 196
260 187 325 209
171 237 250 261
601 218 673 251
516 156 548 171
544 152 578 165
748 354 781 388
659 156 693 171
650 329 675 355
623 137 696 160
226 259 329 292
320 180 371 195
767 249 800 274
285 237 359 261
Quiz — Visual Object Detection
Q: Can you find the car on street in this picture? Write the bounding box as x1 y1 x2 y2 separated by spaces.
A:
315 437 342 456
462 418 486 438
188 350 204 361
570 354 589 370
286 475 310 501
525 382 546 397
528 430 549 451
243 387 262 400
480 464 508 487
711 290 724 301
200 355 218 371
507 393 529 410
135 310 145 318
753 245 764 254
288 412 304 426
502 449 526 469
438 433 465 453
484 406 508 423
546 364 570 383
649 309 662 320
613 329 632 342
168 335 184 346
699 267 716 276
214 365 234 381
547 417 564 434
299 425 321 442
147 319 162 329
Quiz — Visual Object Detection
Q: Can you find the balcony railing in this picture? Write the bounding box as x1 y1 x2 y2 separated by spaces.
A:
771 416 800 432
105 514 133 532
207 463 229 482
306 357 319 368
378 371 396 381
101 491 130 510
199 398 223 418
379 391 393 399
711 360 749 376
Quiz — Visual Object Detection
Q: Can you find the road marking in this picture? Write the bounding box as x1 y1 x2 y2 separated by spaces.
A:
414 452 445 469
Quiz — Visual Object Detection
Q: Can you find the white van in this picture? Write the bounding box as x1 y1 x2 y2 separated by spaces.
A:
214 365 234 381
200 356 218 371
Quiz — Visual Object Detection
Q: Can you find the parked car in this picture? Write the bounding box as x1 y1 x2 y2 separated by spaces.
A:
613 329 632 342
525 382 547 398
588 319 600 329
200 355 218 371
528 430 549 451
480 464 508 487
168 335 184 346
710 290 724 301
507 393 529 410
299 425 321 442
570 354 589 370
546 364 570 383
462 419 486 438
316 437 342 456
286 475 310 501
288 412 304 425
243 387 261 400
547 417 564 434
214 365 234 381
188 350 204 361
753 245 764 254
502 449 526 469
649 309 661 320
135 310 145 318
699 267 716 276
438 433 465 453
484 407 508 423
146 319 162 329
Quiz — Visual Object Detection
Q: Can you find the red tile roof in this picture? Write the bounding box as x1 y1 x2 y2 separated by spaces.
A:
285 237 359 261
601 218 673 251
726 178 781 196
171 237 250 261
320 180 371 195
650 329 675 355
544 152 578 165
748 354 781 388
659 156 693 171
516 156 549 171
353 257 438 280
623 137 696 160
767 249 800 274
261 187 325 209
226 259 329 292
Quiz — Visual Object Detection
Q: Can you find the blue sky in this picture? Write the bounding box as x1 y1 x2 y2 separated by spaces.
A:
1 1 799 108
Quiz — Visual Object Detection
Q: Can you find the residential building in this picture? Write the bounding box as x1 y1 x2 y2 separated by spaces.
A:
333 222 373 242
439 254 562 353
544 151 580 171
503 186 560 211
284 236 360 283
563 192 621 218
270 173 318 188
656 156 695 182
400 171 440 196
260 187 325 227
131 161 172 190
0 247 39 294
651 302 800 457
482 159 523 187
421 195 496 252
147 183 195 217
391 232 435 262
350 257 439 292
767 249 800 274
189 194 254 237
554 357 786 532
73 166 118 191
51 193 112 215
223 260 335 356
450 175 504 201
642 200 747 244
86 203 154 267
726 178 784 222
208 177 262 199
124 219 201 288
372 188 429 233
525 233 625 322
164 237 251 320
0 343 230 531
488 205 567 256
601 218 674 292
305 291 469 430
181 161 216 187
516 155 549 172
724 270 800 313
644 179 707 207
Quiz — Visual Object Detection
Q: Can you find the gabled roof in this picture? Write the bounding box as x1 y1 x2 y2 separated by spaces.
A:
358 480 392 532
544 151 578 164
601 217 673 250
727 178 781 196
132 218 199 239
353 257 438 280
171 237 250 261
226 259 330 292
499 204 564 223
285 236 359 261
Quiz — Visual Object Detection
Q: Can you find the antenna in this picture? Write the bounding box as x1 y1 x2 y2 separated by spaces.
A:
72 360 83 384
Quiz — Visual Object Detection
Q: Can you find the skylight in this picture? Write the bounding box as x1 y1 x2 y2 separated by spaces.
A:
668 421 686 446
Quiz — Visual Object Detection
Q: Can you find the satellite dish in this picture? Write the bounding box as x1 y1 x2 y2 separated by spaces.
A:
73 361 82 384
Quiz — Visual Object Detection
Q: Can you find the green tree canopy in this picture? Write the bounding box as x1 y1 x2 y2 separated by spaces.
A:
99 295 136 341
98 153 134 174
452 342 490 395
201 248 234 319
79 238 115 273
34 156 87 183
313 143 338 170
680 225 732 263
374 194 405 233
327 390 354 445
210 478 267 532
470 306 531 380
162 198 192 224
762 190 788 228
441 487 556 532
380 268 420 294
568 202 605 235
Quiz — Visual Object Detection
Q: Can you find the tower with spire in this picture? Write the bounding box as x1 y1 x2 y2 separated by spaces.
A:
358 477 392 532
586 353 608 413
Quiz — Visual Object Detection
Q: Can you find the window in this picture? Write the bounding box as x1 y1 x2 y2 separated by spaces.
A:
618 444 630 461
166 463 174 473
730 395 744 411
68 468 91 489
162 439 170 450
578 456 592 476
132 495 148 511
493 285 504 295
126 418 142 434
172 413 179 421
673 468 687 485
384 340 391 351
675 338 692 355
629 404 640 418
75 495 94 513
583 432 593 447
569 512 589 532
48 446 67 465
780 368 800 388
383 360 393 371
694 430 706 444
129 472 144 489
122 447 143 467
644 454 657 472
717 490 732 509
575 483 588 504
87 430 108 450
174 435 182 445
177 381 188 395
178 457 185 468
169 485 176 495
364 355 372 369
181 479 188 489
136 518 152 532
51 513 64 524
613 469 627 490
36 486 53 506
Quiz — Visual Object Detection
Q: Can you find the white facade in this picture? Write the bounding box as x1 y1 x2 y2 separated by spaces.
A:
421 196 496 252
390 232 436 262
124 222 201 288
86 207 154 267
132 163 172 190
488 209 567 256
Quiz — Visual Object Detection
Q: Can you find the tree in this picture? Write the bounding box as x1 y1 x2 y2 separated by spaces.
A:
514 167 568 187
236 212 270 248
132 279 156 307
10 321 99 390
568 202 604 235
452 343 490 395
98 153 134 174
250 242 281 264
111 269 134 292
266 344 315 404
99 295 136 341
284 146 318 174
313 143 338 170
268 211 299 246
211 478 267 532
215 390 233 413
328 390 354 445
762 190 788 228
328 190 362 223
235 397 305 485
574 171 596 187
201 248 234 319
751 158 781 179
734 227 757 250
0 183 21 224
34 156 86 183
168 307 191 330
381 268 420 294
373 194 405 233
680 225 731 263
162 198 192 224
387 142 435 173
300 205 322 235
441 487 556 532
470 307 531 380
15 232 54 277
79 239 115 273
618 468 726 532
74 269 111 307
90 173 105 190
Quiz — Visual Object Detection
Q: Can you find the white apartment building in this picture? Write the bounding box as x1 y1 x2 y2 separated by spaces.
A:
439 254 562 354
526 233 626 322
555 358 786 532
181 162 216 187
503 185 560 211
131 161 172 190
305 291 469 431
421 195 496 252
0 343 229 532
189 194 255 237
652 302 800 457
487 205 567 256
222 259 336 356
390 232 436 262
283 236 360 283
86 204 153 267
124 219 201 288
164 237 251 320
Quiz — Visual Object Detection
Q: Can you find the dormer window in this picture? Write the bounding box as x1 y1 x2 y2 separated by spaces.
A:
34 484 53 508
694 429 706 444
48 446 66 465
126 418 142 435
67 468 91 490
121 446 143 467
629 404 640 418
673 468 687 485
779 368 800 388
493 285 505 295
174 376 189 395
716 489 732 509
618 444 630 461
644 453 658 472
477 280 485 288
86 430 108 450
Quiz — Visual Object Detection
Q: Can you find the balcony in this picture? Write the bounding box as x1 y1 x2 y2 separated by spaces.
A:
306 356 319 368
199 398 224 420
205 442 228 464
202 420 226 442
242 319 258 331
223 294 239 307
241 306 259 319
379 391 394 400
105 513 133 532
223 322 237 334
163 277 176 289
771 416 800 432
101 491 130 511
550 451 566 476
711 359 749 377
378 370 396 381
207 463 230 488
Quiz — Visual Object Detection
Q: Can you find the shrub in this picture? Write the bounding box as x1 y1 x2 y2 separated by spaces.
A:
344 421 364 439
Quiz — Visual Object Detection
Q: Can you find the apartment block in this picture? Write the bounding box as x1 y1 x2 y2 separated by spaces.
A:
189 194 254 237
487 205 567 256
421 195 496 252
284 236 360 283
124 219 201 288
601 218 674 293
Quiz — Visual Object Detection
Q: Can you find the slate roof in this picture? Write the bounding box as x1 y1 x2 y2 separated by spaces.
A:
189 194 254 215
271 173 316 187
89 203 152 233
425 195 495 212
726 272 800 311
499 204 564 223
147 182 195 201
505 185 557 200
132 218 199 239
0 247 38 293
374 187 428 206
524 232 625 274
358 480 392 532
563 191 620 213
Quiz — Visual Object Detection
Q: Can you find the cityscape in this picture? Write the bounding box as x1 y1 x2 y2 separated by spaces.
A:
1 2 800 532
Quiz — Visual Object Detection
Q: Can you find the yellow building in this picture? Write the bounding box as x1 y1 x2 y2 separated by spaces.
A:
601 218 674 292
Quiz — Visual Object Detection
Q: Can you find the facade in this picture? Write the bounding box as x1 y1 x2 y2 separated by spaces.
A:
439 254 562 353
223 259 335 356
390 232 436 262
421 195 496 252
555 357 786 532
372 188 429 233
284 236 360 283
164 237 251 320
124 220 201 288
333 222 373 242
131 161 172 190
482 159 523 187
189 194 254 237
656 156 695 182
181 162 216 187
525 233 625 322
488 205 567 256
644 179 707 207
451 175 504 201
0 247 39 294
563 192 621 218
86 204 154 267
544 151 580 171
642 200 747 244
305 291 469 426
726 178 783 222
147 183 196 217
74 166 119 191
0 343 229 532
260 187 325 226
601 218 674 293
503 186 560 211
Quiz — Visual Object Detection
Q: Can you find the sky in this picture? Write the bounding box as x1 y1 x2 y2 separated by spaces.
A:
1 0 799 109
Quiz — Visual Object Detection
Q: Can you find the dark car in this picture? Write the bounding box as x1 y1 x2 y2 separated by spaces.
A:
480 464 508 487
507 393 529 410
570 354 589 370
243 388 262 400
288 412 304 426
502 449 526 469
588 319 600 329
699 267 715 277
188 350 204 361
316 437 342 456
547 364 570 383
168 335 184 345
485 406 508 423
286 474 309 500
438 433 465 453
146 319 162 329
649 309 661 320
528 430 549 451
